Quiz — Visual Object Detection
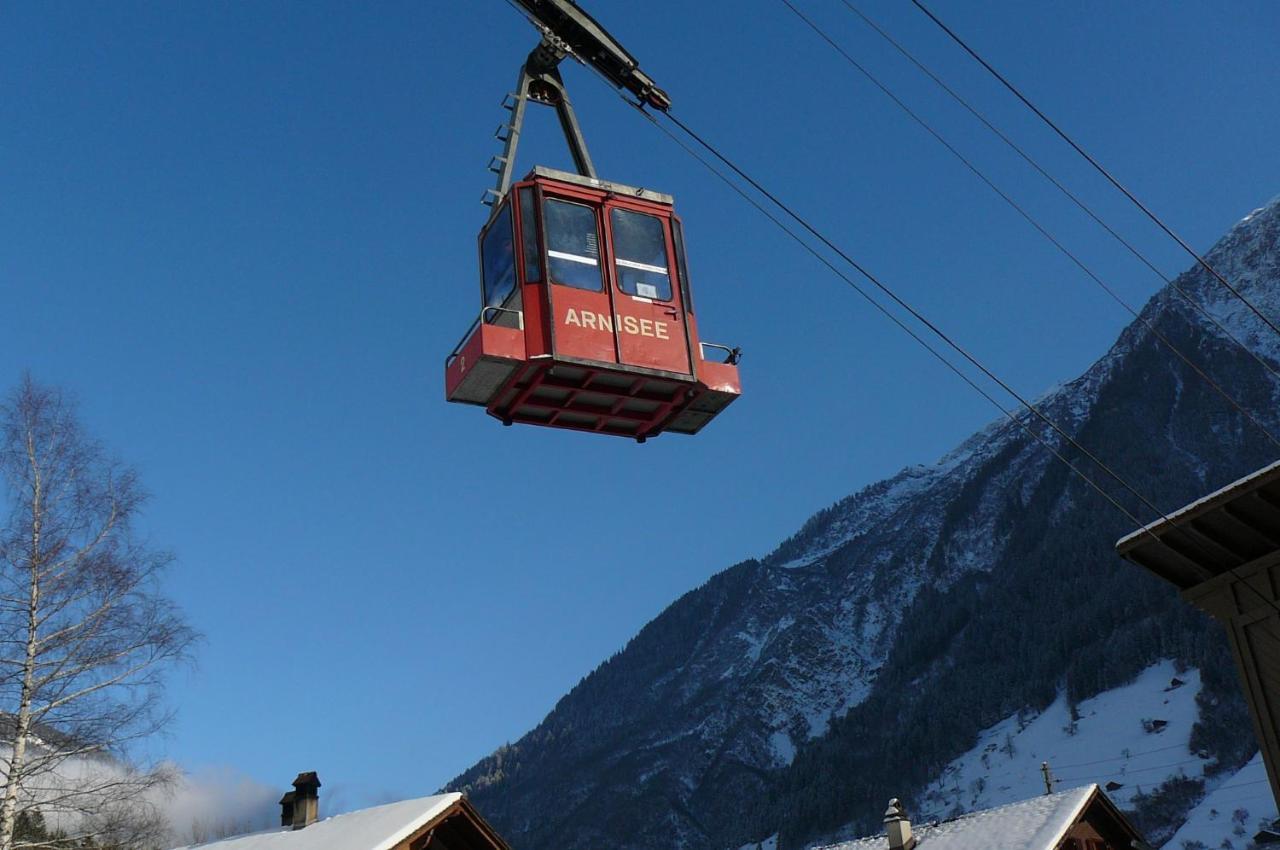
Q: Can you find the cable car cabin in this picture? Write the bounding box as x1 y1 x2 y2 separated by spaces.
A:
445 167 740 441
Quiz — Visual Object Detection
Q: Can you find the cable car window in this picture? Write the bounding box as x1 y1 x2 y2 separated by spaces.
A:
610 209 672 301
481 203 516 315
544 198 602 291
518 187 542 281
672 217 693 313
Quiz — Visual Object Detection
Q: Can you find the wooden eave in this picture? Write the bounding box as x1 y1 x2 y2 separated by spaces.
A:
1069 785 1147 849
398 796 512 850
1115 460 1280 590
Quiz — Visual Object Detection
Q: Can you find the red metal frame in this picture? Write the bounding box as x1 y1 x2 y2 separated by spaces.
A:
446 168 739 441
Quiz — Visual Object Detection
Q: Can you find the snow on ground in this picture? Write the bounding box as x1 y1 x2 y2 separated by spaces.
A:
918 661 1206 818
770 730 797 767
737 834 778 850
1162 752 1276 850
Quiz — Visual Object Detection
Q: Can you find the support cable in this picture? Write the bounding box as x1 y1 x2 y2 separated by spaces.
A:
660 104 1278 538
503 0 1280 637
835 0 1280 389
908 0 1280 343
634 108 1150 536
778 0 1280 450
646 105 1280 637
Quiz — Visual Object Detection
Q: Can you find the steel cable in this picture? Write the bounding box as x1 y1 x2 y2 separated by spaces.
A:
908 0 1280 344
491 0 1280 641
836 0 1280 390
778 0 1280 451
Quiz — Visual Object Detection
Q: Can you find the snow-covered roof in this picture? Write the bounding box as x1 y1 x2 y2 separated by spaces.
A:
173 793 462 850
815 786 1096 850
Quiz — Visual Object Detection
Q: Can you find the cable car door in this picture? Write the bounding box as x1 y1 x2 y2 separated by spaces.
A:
542 195 616 365
606 206 693 375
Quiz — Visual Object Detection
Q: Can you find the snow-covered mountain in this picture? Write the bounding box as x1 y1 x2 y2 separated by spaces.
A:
449 196 1280 850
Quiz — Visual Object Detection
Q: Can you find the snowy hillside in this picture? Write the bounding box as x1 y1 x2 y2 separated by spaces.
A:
918 661 1208 818
914 660 1277 849
1164 753 1275 850
451 197 1280 850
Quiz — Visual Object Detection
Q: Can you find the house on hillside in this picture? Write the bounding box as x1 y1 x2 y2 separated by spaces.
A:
820 785 1147 850
175 772 509 850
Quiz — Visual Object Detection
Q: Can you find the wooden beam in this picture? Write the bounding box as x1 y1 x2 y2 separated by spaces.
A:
1188 516 1259 562
1223 501 1280 548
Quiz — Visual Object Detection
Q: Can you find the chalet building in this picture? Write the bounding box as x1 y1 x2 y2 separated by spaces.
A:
1115 459 1280 809
175 773 510 850
819 785 1147 850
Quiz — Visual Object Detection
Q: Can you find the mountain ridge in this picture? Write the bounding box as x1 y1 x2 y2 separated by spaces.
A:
448 194 1280 850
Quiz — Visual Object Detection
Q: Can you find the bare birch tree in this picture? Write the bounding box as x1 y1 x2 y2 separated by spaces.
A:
0 377 196 850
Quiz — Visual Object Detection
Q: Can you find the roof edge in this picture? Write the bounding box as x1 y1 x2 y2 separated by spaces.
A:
371 792 464 850
1115 459 1280 553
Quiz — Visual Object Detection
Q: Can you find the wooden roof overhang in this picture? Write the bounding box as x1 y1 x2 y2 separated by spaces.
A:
1066 785 1148 850
1115 459 1280 811
1115 459 1280 591
402 797 512 850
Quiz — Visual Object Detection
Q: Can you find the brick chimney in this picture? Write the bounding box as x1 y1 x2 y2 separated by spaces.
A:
884 798 916 850
287 772 321 830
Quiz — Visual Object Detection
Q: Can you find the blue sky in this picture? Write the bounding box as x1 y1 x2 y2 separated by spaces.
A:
3 0 1278 815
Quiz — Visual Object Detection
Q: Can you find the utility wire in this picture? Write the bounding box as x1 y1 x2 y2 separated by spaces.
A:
778 0 1280 450
1057 756 1217 783
835 0 1280 390
907 0 1280 343
1053 742 1196 770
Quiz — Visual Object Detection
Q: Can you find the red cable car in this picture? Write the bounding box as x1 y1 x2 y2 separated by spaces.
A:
444 1 740 441
445 167 740 441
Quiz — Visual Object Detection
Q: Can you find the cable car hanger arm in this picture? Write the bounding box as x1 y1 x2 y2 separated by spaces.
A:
486 0 671 205
507 0 671 111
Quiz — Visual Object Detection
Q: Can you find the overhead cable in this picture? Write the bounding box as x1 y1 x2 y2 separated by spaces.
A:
645 105 1280 637
1052 742 1197 770
778 0 1280 450
907 0 1280 343
835 0 1280 390
633 108 1159 543
539 4 1280 637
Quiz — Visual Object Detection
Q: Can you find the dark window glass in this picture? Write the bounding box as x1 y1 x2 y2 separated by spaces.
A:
481 203 516 315
610 209 672 301
544 199 602 291
518 187 541 281
672 217 692 313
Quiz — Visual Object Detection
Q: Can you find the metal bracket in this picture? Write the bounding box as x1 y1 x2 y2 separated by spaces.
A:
486 39 598 205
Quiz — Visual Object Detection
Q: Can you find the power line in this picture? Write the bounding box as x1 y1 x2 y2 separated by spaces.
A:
907 0 1280 344
1207 777 1272 794
777 0 1280 451
1057 756 1215 783
1053 742 1196 770
834 0 1280 390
